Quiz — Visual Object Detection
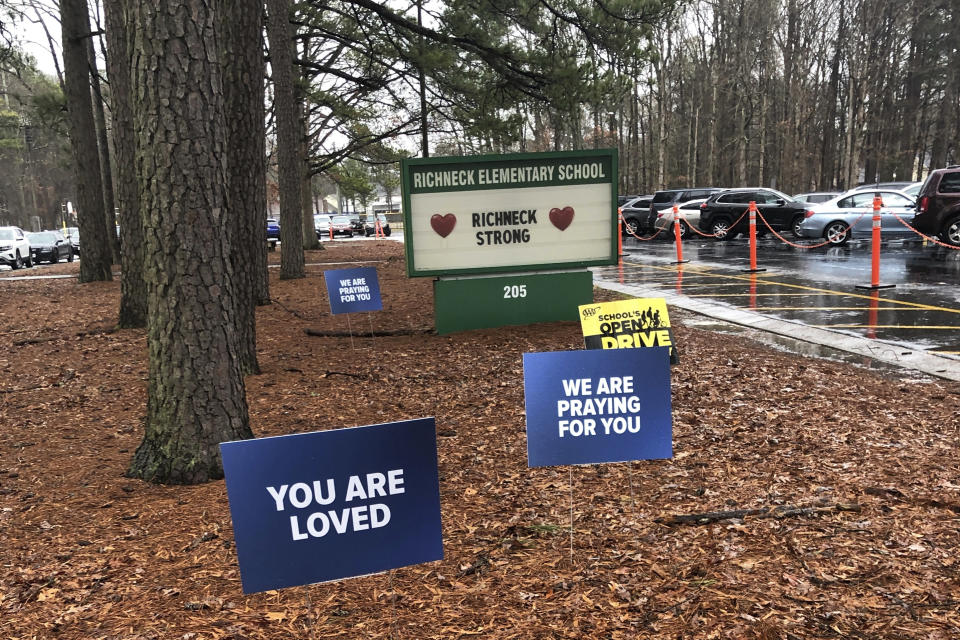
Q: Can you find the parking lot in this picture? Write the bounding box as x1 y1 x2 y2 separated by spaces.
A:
597 234 960 360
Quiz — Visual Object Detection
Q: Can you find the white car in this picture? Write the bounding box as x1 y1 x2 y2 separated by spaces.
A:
0 226 33 269
314 214 332 239
652 199 708 240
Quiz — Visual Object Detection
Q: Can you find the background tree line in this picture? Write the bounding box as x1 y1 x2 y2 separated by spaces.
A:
530 0 959 194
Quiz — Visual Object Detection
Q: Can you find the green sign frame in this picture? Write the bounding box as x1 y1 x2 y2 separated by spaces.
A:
401 149 619 278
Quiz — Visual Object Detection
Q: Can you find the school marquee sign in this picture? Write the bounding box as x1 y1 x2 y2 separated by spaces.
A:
401 149 618 277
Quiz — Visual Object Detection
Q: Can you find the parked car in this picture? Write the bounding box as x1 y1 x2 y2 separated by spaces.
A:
698 188 807 240
26 231 73 263
347 215 365 235
644 188 724 233
618 194 641 206
364 214 392 236
65 226 80 255
329 215 353 237
314 214 331 238
856 181 915 191
652 199 708 240
0 226 32 269
796 189 917 246
266 218 280 240
792 192 840 204
619 195 653 235
913 166 960 246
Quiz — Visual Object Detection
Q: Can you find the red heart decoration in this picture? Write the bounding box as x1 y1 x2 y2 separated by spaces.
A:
430 213 456 238
549 206 575 231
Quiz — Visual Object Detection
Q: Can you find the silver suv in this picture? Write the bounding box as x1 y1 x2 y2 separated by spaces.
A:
0 226 33 269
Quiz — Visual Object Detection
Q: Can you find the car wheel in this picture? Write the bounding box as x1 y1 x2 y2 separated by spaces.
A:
790 214 806 239
12 251 22 269
384 228 391 236
669 221 690 241
25 253 33 268
823 221 851 246
623 217 641 236
68 251 74 262
940 215 960 247
710 218 734 240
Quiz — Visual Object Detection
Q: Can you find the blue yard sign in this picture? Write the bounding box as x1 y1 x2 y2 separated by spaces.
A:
220 418 443 593
523 348 672 467
324 266 383 314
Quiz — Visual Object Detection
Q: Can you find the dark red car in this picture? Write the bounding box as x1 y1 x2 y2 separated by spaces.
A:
914 166 960 246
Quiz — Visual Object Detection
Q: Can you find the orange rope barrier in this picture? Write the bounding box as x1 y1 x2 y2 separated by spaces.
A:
889 212 960 250
755 210 866 249
619 210 663 241
673 207 752 239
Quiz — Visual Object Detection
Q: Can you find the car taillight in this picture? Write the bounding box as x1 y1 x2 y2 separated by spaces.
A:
700 202 707 209
804 209 816 218
656 212 665 219
918 196 929 213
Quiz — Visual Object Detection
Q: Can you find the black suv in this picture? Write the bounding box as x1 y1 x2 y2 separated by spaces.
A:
914 166 960 246
698 188 807 240
643 188 724 233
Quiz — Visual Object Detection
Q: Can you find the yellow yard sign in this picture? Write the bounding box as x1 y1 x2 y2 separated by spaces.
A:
578 298 678 364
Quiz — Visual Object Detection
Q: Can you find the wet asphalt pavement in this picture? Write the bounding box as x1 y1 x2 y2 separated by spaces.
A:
597 234 960 357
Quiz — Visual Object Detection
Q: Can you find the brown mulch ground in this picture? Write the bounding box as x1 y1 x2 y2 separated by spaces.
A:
1 241 959 639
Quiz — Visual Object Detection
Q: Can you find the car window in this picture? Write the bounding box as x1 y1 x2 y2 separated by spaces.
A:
754 192 778 204
881 192 912 207
718 192 754 204
839 193 875 208
0 229 14 241
938 173 960 194
653 192 676 203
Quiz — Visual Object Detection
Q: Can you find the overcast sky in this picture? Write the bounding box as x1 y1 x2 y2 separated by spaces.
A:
12 4 62 79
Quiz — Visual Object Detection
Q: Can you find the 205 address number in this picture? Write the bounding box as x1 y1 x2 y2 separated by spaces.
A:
503 284 527 299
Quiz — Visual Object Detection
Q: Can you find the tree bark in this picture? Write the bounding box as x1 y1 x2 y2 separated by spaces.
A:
266 0 305 280
86 35 121 264
60 0 112 282
128 0 252 484
297 37 320 251
223 0 269 374
103 0 147 328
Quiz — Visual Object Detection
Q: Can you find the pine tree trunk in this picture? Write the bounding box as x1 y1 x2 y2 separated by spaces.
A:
86 36 121 264
223 0 268 375
266 0 305 280
103 0 146 328
60 0 112 283
128 0 252 484
297 36 320 251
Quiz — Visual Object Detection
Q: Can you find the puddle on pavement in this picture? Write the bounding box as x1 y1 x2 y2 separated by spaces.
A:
675 311 935 381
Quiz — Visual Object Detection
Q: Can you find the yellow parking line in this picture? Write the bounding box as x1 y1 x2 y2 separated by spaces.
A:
752 307 927 311
811 325 960 330
685 293 830 297
637 264 960 315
